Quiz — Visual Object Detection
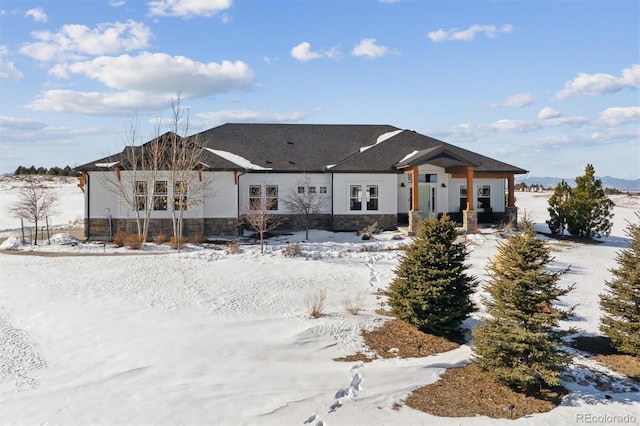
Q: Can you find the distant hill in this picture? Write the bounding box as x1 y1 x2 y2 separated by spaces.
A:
516 176 640 192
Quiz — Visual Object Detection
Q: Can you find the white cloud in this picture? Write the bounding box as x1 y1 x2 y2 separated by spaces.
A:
28 53 254 115
25 7 48 23
221 13 232 24
192 109 306 126
428 24 513 42
597 106 640 126
20 20 153 62
351 38 389 58
0 116 46 131
26 90 172 115
0 46 23 80
147 0 232 18
49 53 253 97
429 114 588 142
290 42 323 62
537 106 561 120
110 1 126 7
491 92 534 108
554 64 640 100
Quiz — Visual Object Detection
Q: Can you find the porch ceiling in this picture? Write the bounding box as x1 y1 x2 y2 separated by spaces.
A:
395 145 477 170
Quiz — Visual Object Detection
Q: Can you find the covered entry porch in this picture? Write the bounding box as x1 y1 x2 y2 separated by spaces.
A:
395 146 518 233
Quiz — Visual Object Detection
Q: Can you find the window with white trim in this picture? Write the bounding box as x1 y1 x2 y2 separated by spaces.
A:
266 185 278 210
249 185 261 210
366 185 379 211
153 181 168 210
349 185 362 211
319 186 327 194
173 181 188 210
134 181 147 211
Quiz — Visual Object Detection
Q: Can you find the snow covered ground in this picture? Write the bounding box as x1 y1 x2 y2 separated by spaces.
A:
0 178 638 425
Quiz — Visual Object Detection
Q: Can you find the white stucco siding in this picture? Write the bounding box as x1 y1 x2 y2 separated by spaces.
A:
238 173 332 214
397 173 410 213
333 173 397 215
447 178 506 213
201 172 237 218
87 170 237 219
86 171 120 218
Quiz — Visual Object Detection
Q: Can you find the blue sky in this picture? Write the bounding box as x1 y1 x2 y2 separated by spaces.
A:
0 0 638 178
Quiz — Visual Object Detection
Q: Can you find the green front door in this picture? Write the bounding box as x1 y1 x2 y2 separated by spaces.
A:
419 184 435 218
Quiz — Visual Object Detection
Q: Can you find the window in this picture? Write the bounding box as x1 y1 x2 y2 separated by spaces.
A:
249 185 261 210
477 185 491 197
134 181 147 211
173 181 188 210
366 185 379 210
250 185 278 210
319 186 327 194
307 186 317 194
297 186 305 194
350 185 362 210
460 185 468 197
153 181 168 210
266 185 278 210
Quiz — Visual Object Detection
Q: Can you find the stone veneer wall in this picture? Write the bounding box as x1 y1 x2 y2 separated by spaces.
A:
86 217 238 240
332 214 397 231
86 213 399 240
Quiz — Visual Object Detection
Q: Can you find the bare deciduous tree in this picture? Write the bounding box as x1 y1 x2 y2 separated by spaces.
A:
9 179 58 244
241 196 285 254
99 113 163 241
283 175 327 240
164 94 214 244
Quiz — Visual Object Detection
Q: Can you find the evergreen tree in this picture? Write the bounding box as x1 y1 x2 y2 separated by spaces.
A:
599 213 640 356
547 180 572 236
546 165 614 239
567 164 614 238
387 215 477 336
472 221 574 391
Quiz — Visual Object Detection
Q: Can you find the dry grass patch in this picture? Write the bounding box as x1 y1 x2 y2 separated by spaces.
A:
405 363 566 419
335 318 460 363
333 352 374 363
592 355 640 382
363 319 460 359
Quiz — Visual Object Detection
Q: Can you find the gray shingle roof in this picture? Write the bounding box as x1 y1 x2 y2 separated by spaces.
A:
77 124 528 174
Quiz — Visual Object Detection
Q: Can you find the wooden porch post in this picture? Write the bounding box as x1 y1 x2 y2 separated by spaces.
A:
466 166 474 211
411 167 419 211
507 174 515 207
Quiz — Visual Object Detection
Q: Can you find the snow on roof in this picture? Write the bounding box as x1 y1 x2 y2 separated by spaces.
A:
397 150 419 166
95 162 119 168
359 129 404 152
205 148 272 170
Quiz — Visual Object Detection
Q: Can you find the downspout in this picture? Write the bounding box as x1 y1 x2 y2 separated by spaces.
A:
330 172 335 231
236 170 246 236
86 173 91 240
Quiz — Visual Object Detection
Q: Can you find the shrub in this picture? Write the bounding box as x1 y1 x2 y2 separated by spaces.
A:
153 232 167 245
359 221 383 240
225 242 240 254
547 164 614 239
125 233 143 250
189 232 206 244
343 291 366 315
387 215 477 336
600 213 640 356
282 243 302 257
305 289 327 318
113 231 128 247
169 235 186 250
472 226 574 391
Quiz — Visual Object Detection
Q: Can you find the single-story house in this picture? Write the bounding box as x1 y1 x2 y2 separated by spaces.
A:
76 123 528 240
